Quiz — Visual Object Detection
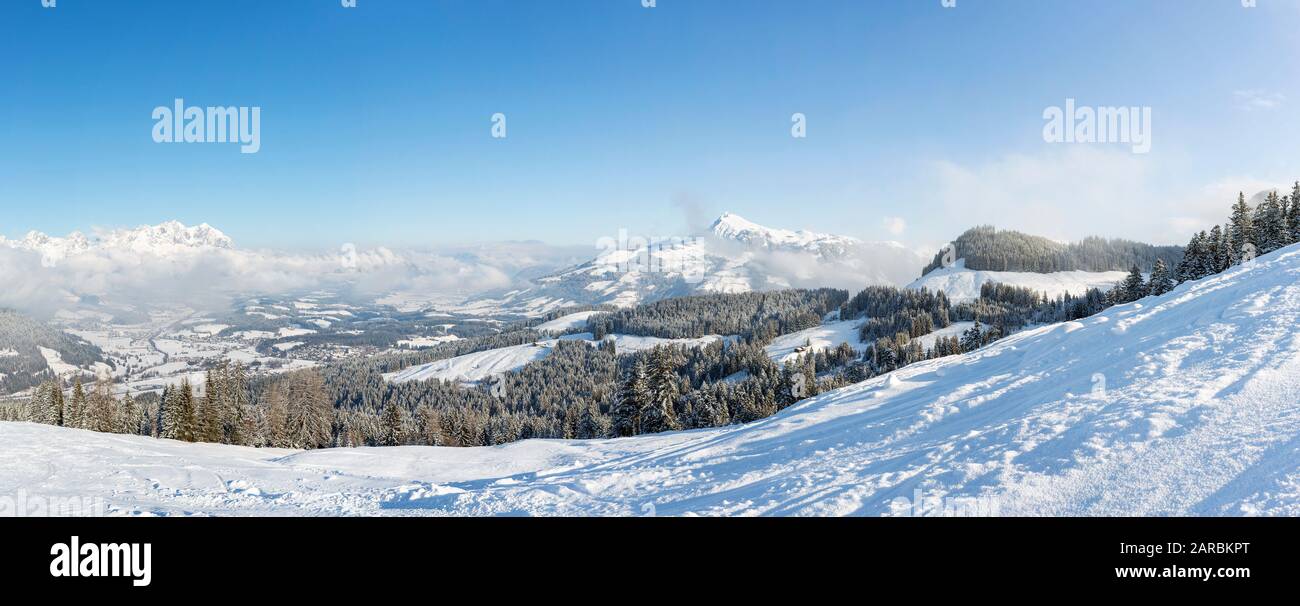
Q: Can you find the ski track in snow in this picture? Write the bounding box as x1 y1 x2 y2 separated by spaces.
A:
4 246 1300 516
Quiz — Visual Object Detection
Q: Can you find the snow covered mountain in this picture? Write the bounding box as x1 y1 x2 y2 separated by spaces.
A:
7 242 1299 516
1 221 233 260
478 213 928 312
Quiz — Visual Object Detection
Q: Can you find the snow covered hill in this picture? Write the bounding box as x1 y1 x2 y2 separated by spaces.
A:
0 310 108 395
533 311 604 334
384 333 730 385
479 213 928 311
4 243 1300 516
908 259 1128 303
764 319 866 364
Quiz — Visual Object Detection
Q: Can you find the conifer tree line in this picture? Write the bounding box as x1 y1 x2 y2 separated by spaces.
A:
1173 185 1300 283
1 360 337 450
921 225 1184 275
5 375 145 436
585 289 847 341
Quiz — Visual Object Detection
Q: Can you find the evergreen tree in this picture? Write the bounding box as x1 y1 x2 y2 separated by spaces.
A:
199 367 222 443
67 379 87 429
1288 183 1300 244
1229 192 1255 262
641 348 680 434
263 381 289 447
1147 258 1174 296
1256 190 1286 252
281 371 332 449
415 404 440 446
381 401 405 446
577 403 605 439
174 378 197 442
35 380 63 426
1119 265 1146 302
778 360 802 408
612 359 648 436
157 385 174 439
225 362 250 445
87 375 117 433
1207 225 1226 273
118 392 142 435
800 356 818 401
960 320 984 353
1175 231 1202 283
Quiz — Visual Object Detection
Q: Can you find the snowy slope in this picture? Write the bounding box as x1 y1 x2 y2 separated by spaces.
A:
383 333 730 385
908 259 1127 303
914 321 975 350
383 342 557 384
534 311 604 334
5 243 1300 516
764 319 866 364
764 319 975 364
598 333 730 354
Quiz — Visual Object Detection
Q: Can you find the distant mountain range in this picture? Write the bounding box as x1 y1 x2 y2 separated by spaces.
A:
0 217 1187 319
470 212 929 313
1 221 233 261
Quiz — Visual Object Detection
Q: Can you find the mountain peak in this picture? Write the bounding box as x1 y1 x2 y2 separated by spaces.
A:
709 212 858 250
112 221 233 250
710 212 769 236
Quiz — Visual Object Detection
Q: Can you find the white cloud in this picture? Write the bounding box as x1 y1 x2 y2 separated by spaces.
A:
0 227 581 317
933 146 1153 242
930 147 1290 246
1233 89 1284 111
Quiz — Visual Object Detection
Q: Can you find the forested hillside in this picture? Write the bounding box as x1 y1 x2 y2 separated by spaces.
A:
0 282 1122 448
921 225 1183 275
0 310 106 394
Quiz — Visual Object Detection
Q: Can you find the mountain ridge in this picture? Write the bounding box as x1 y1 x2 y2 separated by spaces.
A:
1 221 234 260
475 212 927 313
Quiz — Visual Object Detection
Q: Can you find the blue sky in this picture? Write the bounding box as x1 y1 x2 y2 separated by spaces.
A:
2 0 1298 249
